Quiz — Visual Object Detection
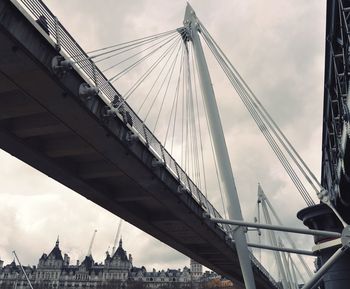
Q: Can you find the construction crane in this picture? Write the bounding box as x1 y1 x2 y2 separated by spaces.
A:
87 229 97 257
112 219 123 255
13 251 34 289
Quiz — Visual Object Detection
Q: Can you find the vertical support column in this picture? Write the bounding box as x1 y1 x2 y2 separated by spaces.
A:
183 4 256 289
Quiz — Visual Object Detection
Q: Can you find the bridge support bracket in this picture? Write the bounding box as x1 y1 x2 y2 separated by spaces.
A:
202 211 210 219
225 234 233 243
177 185 189 195
102 105 116 119
52 55 72 77
199 201 208 211
125 131 138 143
151 158 164 168
79 83 99 100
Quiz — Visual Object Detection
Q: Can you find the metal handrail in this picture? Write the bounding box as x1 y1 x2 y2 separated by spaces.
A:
11 0 279 287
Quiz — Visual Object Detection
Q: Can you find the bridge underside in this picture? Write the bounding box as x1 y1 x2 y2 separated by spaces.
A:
0 1 275 288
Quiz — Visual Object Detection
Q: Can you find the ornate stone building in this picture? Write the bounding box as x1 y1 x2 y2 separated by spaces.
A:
0 238 202 289
190 259 203 280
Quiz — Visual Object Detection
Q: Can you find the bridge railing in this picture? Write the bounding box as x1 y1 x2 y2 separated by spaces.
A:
11 0 279 287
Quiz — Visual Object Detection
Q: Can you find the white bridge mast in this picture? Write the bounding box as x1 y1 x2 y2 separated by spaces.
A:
182 4 256 289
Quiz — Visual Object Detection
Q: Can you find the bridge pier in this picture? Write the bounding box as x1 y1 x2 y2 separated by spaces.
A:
298 204 350 289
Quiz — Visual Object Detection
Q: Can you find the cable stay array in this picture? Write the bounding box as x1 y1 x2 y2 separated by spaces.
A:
63 26 229 217
59 11 345 289
196 21 320 207
65 19 323 209
251 184 313 286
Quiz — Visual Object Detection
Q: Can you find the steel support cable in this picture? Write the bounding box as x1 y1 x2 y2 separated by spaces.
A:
288 254 301 289
201 30 315 206
203 93 228 218
86 29 179 54
170 45 187 156
203 35 315 206
187 51 202 187
72 35 163 65
192 55 207 192
182 52 187 172
153 42 184 133
106 36 183 124
95 34 180 93
185 55 194 178
101 32 180 73
75 33 177 73
287 254 297 289
164 49 185 146
257 201 262 262
181 56 186 167
185 45 201 186
187 62 200 183
222 59 315 206
190 44 208 196
77 32 178 71
290 255 306 284
187 71 195 181
226 74 315 205
192 55 227 214
226 67 315 206
191 42 227 215
201 34 314 207
93 31 178 62
184 56 190 174
190 46 207 194
69 29 179 62
111 36 182 110
126 38 183 116
261 202 289 288
136 38 184 115
143 39 183 122
260 189 313 278
164 47 185 148
280 245 294 289
200 28 317 202
107 34 180 84
200 23 321 193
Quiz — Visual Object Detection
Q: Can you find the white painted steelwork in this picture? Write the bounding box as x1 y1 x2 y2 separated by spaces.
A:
182 4 257 289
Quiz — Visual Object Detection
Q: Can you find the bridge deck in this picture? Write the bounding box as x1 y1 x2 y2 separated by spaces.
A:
0 1 277 288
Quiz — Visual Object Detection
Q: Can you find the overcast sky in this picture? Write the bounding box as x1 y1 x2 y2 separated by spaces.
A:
0 0 326 280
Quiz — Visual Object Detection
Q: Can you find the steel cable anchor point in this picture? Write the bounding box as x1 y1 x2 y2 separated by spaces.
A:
51 56 72 77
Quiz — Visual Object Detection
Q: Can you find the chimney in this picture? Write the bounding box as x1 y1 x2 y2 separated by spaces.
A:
0 259 3 269
76 260 80 266
128 254 133 264
64 254 70 266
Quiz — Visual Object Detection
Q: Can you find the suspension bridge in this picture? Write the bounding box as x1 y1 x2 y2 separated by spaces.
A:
0 1 349 289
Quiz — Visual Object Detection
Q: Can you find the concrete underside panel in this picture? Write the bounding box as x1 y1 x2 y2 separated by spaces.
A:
0 1 275 288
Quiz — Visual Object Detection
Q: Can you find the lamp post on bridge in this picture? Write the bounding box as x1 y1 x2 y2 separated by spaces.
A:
182 4 257 289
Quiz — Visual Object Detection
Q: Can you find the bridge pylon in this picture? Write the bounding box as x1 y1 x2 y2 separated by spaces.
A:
182 4 257 289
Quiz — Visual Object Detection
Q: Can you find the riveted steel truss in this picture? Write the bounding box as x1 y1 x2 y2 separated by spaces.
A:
322 0 350 208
